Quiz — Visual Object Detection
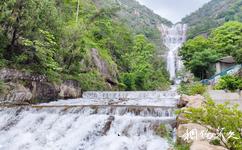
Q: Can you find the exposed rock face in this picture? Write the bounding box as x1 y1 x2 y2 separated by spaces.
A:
0 82 32 104
177 123 215 144
31 82 59 101
59 80 82 99
179 95 205 108
91 48 117 85
190 141 228 150
0 68 82 104
0 68 46 82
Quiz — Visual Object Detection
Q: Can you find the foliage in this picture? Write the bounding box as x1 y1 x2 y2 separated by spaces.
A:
178 82 206 96
173 143 190 150
210 21 242 64
94 0 172 53
120 35 170 90
181 99 242 150
179 36 219 79
0 0 170 90
155 124 171 138
182 0 242 39
215 75 242 91
180 21 242 79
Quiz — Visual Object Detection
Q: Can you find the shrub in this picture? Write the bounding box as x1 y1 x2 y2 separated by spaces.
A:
155 124 170 138
180 99 242 150
215 75 242 91
178 82 206 95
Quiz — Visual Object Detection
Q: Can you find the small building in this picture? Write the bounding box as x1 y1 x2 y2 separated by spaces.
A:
216 56 236 74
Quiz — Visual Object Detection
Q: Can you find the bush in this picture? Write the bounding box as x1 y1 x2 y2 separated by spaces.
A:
180 99 242 150
215 75 242 91
155 124 171 138
178 82 206 95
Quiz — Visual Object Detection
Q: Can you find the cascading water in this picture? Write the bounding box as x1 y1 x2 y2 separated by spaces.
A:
0 91 178 150
159 24 187 81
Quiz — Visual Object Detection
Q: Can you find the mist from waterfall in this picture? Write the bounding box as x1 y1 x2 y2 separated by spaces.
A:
159 24 187 80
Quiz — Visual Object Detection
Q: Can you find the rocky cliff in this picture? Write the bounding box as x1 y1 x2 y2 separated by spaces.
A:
0 68 82 104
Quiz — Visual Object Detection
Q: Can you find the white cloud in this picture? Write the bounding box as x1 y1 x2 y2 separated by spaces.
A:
136 0 211 23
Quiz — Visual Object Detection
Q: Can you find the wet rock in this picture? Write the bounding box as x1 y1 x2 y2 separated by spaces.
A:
177 123 215 144
102 116 115 135
0 82 32 104
59 80 82 99
31 82 59 102
190 141 228 150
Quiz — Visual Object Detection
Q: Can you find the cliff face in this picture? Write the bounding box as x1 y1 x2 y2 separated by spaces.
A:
0 68 82 104
93 0 172 54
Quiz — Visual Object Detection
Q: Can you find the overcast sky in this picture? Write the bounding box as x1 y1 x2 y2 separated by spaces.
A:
136 0 211 23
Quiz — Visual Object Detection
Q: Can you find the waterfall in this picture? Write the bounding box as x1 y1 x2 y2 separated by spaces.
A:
0 91 178 150
159 24 187 81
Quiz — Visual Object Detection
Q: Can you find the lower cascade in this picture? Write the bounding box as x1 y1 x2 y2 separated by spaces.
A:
0 91 178 150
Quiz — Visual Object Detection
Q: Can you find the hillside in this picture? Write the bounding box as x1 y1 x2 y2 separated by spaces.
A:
182 0 242 39
0 0 171 102
93 0 172 53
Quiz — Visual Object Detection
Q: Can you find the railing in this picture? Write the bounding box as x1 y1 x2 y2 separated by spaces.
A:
202 64 242 85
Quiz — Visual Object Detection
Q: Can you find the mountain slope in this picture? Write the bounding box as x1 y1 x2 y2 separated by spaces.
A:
93 0 172 53
182 0 242 39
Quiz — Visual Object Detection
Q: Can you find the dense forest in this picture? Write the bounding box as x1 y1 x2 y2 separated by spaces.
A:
0 0 171 91
182 0 242 39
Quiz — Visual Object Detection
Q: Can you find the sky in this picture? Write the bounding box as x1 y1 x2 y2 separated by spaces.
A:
136 0 211 23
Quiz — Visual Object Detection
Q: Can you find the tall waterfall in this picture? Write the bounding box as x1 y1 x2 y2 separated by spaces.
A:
0 91 178 150
159 24 187 80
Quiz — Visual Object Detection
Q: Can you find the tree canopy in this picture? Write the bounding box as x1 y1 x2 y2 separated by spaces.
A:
180 21 242 79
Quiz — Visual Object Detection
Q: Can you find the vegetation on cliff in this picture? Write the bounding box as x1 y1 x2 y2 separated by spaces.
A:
182 0 242 39
0 0 170 91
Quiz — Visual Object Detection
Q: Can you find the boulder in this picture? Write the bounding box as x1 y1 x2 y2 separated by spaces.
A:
31 82 60 102
0 82 32 104
179 95 205 108
177 123 215 144
190 141 228 150
176 111 190 126
59 80 82 99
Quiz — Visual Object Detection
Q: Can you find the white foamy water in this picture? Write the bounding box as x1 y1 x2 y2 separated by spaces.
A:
0 91 178 150
159 24 187 80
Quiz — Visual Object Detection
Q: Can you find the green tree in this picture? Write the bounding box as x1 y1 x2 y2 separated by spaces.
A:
180 36 219 79
210 21 242 62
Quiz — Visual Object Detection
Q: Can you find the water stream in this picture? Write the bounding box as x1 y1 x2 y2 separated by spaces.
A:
0 24 187 150
0 91 178 150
